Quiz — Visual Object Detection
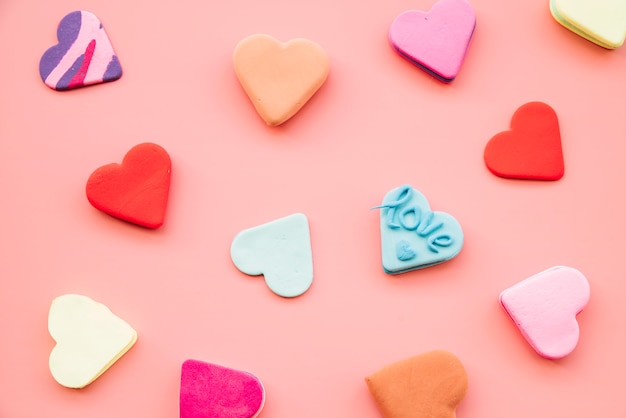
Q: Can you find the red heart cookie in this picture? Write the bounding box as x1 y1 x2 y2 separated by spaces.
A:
86 143 171 228
365 350 468 418
484 102 564 180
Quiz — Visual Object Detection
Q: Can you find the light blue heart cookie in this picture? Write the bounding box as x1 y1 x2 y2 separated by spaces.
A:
230 213 313 297
375 185 463 274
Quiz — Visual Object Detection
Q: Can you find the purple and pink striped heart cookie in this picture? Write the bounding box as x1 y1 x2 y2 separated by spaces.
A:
39 11 122 91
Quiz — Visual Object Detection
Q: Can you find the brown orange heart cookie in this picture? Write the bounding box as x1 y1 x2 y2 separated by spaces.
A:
365 350 468 418
233 34 329 126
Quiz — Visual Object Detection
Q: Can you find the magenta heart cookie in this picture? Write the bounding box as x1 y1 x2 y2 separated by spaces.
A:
499 266 590 359
180 359 265 418
389 0 476 82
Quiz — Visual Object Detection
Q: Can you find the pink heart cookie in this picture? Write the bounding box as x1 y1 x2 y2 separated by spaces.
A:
389 0 476 82
39 10 122 91
180 359 265 418
499 266 590 359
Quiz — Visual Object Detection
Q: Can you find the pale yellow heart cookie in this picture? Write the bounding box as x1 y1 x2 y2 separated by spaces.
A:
233 34 330 126
48 294 137 388
551 0 626 48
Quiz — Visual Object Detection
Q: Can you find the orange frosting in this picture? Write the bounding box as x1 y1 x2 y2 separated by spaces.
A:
365 350 468 418
233 34 329 126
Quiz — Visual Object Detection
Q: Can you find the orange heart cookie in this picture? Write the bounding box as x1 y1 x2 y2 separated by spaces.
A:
233 34 330 126
365 350 468 418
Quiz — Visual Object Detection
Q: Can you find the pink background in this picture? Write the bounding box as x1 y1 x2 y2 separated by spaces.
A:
1 0 625 416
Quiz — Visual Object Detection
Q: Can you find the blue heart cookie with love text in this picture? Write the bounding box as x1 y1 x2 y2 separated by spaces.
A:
375 185 463 274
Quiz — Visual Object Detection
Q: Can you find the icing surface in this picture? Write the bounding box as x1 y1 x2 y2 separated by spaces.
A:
230 213 314 297
375 185 463 274
499 266 590 359
48 294 137 388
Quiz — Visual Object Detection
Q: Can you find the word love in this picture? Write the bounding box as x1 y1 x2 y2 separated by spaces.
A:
378 186 453 253
375 185 464 274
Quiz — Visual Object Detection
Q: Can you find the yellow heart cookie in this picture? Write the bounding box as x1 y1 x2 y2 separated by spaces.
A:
233 34 330 126
48 294 137 388
551 0 626 48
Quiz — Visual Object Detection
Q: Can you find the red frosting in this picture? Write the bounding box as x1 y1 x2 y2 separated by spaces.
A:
484 102 564 181
86 142 171 228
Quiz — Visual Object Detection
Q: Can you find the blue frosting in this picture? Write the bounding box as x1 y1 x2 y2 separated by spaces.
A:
396 240 417 261
375 185 464 274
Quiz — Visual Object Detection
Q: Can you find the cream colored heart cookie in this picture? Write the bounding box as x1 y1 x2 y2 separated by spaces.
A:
48 294 137 388
233 34 330 126
551 0 626 48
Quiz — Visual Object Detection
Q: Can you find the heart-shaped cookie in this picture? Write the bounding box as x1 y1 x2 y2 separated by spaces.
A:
86 143 171 229
375 185 463 274
365 350 468 418
39 10 122 91
550 0 626 49
499 266 590 359
388 0 476 82
230 213 313 297
484 102 564 180
48 294 137 388
233 34 330 126
180 359 265 418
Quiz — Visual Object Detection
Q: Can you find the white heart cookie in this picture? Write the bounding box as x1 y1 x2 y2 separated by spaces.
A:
551 0 626 48
230 213 314 297
48 294 137 388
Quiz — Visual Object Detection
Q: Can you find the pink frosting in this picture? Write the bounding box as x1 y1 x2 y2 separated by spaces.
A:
180 359 265 418
500 266 590 359
388 0 476 81
44 11 117 88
